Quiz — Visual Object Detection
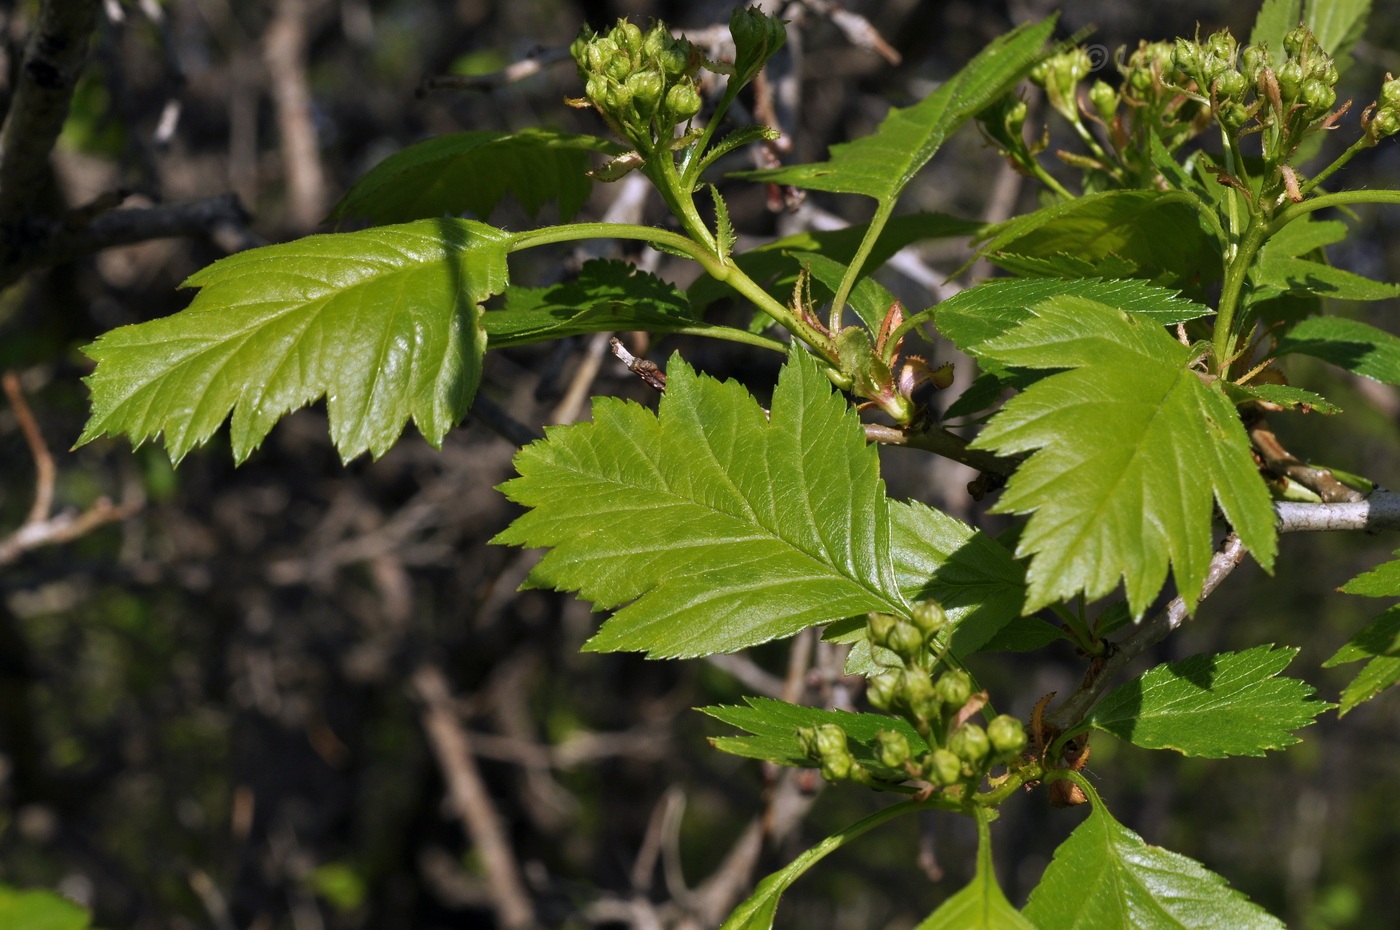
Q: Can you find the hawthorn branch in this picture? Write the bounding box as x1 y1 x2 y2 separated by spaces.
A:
1276 491 1400 533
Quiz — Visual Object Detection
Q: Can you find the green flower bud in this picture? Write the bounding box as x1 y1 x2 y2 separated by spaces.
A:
1204 29 1237 66
1218 100 1250 129
987 715 1028 761
1126 66 1155 96
663 81 702 123
797 724 819 759
613 20 643 57
627 70 664 119
1028 60 1050 87
886 620 925 665
1382 76 1400 109
1214 69 1247 102
1277 59 1305 102
1372 107 1400 138
570 26 597 72
1173 38 1201 77
875 728 913 769
813 723 857 781
1302 77 1336 116
867 611 898 649
903 671 939 720
923 748 963 786
933 670 973 709
866 670 903 712
1283 27 1308 58
1242 44 1269 82
1312 56 1338 87
1088 79 1118 122
604 51 632 83
948 722 990 769
911 600 948 638
731 6 787 84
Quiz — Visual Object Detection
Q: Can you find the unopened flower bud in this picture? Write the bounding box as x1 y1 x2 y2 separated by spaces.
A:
924 748 963 786
1373 108 1400 138
903 671 939 721
867 612 898 649
866 670 903 712
627 70 664 118
911 600 948 638
1204 29 1237 66
1242 44 1268 82
1277 59 1305 102
813 723 857 781
948 722 991 769
1089 79 1117 122
875 728 913 769
613 20 643 57
1283 26 1308 58
663 81 702 122
1312 56 1338 87
886 620 925 665
1302 78 1336 116
731 6 786 84
1214 69 1247 102
1382 76 1400 108
934 670 973 709
987 715 1028 761
1173 38 1201 77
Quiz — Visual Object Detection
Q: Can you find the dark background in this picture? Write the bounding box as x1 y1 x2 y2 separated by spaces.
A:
2 1 1399 928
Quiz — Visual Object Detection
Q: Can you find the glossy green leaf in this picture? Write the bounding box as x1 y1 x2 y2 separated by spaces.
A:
487 259 696 347
917 809 1034 930
0 885 91 930
973 190 1222 290
494 349 909 658
687 212 981 316
1339 549 1400 596
1251 219 1400 303
1275 316 1400 385
732 18 1055 202
703 697 926 777
1023 783 1285 929
1222 382 1340 414
327 129 621 225
969 295 1276 616
1084 646 1332 757
987 251 1140 281
914 277 1210 356
79 219 510 464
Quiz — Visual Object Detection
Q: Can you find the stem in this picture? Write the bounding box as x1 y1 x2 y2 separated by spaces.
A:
1300 136 1370 197
1268 188 1400 231
1211 219 1269 375
507 223 835 360
679 81 744 189
974 761 1043 807
669 324 789 353
829 198 896 334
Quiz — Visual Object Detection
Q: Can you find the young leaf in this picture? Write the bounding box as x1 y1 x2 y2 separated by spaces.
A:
969 295 1277 617
78 219 510 464
917 809 1035 930
912 277 1210 355
1023 781 1285 929
326 129 622 226
971 190 1223 291
486 259 696 347
703 697 926 776
711 185 737 261
1083 645 1332 757
1275 316 1400 385
1326 554 1400 714
731 18 1055 203
1251 219 1400 303
493 349 909 658
1221 382 1340 414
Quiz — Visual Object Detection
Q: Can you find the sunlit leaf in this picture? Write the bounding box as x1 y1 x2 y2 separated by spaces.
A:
1276 316 1400 385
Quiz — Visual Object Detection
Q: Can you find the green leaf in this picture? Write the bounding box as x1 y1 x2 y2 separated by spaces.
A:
987 251 1140 281
1339 549 1400 596
968 295 1276 617
796 251 899 332
0 885 91 930
1083 646 1332 757
688 212 981 316
494 349 908 658
79 219 510 464
1327 557 1400 714
1251 219 1400 302
1221 382 1340 414
1250 0 1302 57
732 18 1055 202
712 185 737 261
1023 783 1285 930
916 809 1034 930
326 129 622 225
1275 316 1400 385
975 615 1069 653
702 696 926 777
972 190 1222 290
487 259 696 347
1304 0 1371 73
915 277 1210 357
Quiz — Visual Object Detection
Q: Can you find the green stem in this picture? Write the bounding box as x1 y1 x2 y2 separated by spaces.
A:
1026 157 1075 200
669 324 789 353
1267 188 1400 230
508 222 835 361
1211 219 1269 375
679 81 744 188
974 762 1043 807
829 198 896 334
1300 136 1370 197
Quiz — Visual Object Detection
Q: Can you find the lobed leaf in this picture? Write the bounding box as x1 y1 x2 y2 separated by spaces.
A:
326 129 622 226
1339 549 1400 596
1275 316 1400 385
1326 555 1400 714
916 811 1034 930
1084 645 1332 757
1023 786 1285 929
494 349 910 658
79 219 510 464
1221 382 1340 414
702 697 926 777
968 295 1276 616
487 259 696 347
731 18 1055 202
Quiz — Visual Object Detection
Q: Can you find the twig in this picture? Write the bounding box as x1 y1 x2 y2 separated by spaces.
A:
552 331 612 424
704 653 787 699
1247 412 1364 503
610 337 667 392
1043 534 1248 733
799 0 901 65
4 372 55 525
264 0 327 230
0 0 101 228
413 664 540 930
1276 491 1400 533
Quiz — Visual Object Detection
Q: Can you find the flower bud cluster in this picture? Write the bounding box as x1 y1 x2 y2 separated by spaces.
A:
570 19 704 153
798 602 1028 793
1365 73 1400 142
1029 49 1094 123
